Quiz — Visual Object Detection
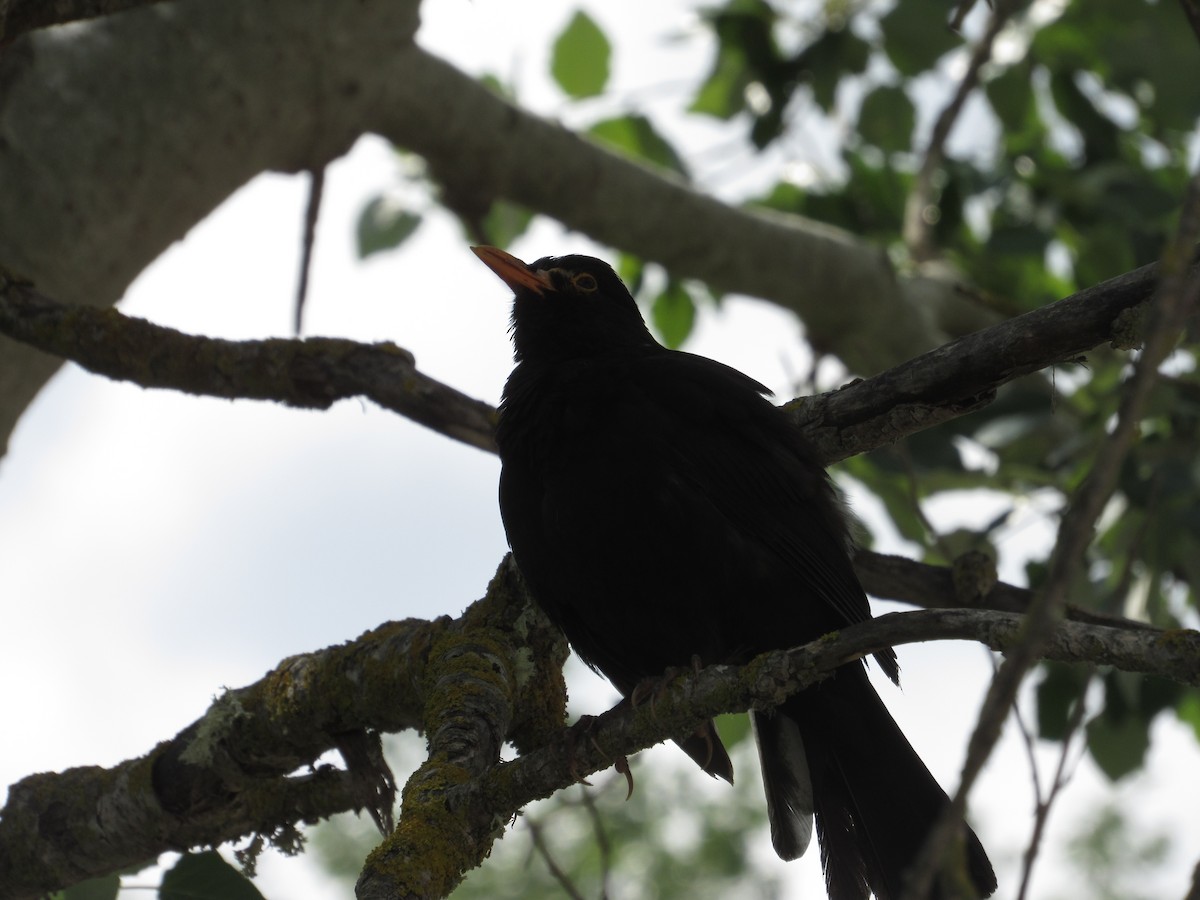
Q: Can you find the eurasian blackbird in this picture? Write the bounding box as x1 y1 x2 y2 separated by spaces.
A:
473 245 997 900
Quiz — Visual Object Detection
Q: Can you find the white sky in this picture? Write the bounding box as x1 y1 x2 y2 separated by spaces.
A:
1 2 1197 898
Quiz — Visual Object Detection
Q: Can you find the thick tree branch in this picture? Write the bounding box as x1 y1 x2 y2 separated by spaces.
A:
0 0 978 454
4 547 1189 900
7 254 1175 632
852 550 1159 632
792 250 1199 462
0 0 169 43
0 558 569 900
0 276 499 453
393 608 1198 900
3 251 1190 465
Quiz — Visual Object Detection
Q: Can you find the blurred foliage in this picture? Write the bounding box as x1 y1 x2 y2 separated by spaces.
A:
311 723 779 900
350 0 1200 894
1055 801 1171 900
52 874 119 900
551 10 612 100
159 852 266 900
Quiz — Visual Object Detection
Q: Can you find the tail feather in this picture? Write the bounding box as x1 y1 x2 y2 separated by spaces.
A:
752 708 814 860
758 667 997 900
675 718 734 783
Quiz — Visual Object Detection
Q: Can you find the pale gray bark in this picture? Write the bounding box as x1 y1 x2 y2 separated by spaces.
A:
0 0 965 456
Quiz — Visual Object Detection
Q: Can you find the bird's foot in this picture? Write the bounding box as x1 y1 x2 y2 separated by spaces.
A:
629 655 705 716
615 753 635 800
564 715 599 786
564 715 635 799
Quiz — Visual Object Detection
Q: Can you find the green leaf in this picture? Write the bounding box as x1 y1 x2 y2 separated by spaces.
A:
616 253 646 294
858 85 915 154
839 454 930 546
715 712 752 748
985 65 1036 134
879 0 961 77
799 29 871 114
1177 690 1200 742
1035 662 1088 740
588 115 688 176
477 73 515 103
160 851 266 900
689 48 747 120
356 197 421 259
651 280 696 349
480 201 533 249
1086 712 1150 780
551 11 611 99
53 874 120 900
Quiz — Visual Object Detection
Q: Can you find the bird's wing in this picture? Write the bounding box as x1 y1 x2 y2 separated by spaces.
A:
500 350 887 684
630 351 874 634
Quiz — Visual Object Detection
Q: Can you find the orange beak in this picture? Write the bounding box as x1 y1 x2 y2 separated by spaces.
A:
471 246 552 296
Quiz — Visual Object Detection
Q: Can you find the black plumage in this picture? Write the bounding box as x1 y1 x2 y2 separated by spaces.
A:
474 245 996 900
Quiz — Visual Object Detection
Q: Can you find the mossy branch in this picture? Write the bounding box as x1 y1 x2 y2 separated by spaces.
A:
411 607 1197 900
0 558 568 900
0 547 1192 900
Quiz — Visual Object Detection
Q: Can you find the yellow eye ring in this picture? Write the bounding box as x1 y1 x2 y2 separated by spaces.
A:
572 273 599 293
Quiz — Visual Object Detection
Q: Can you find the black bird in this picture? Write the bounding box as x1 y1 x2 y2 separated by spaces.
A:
474 245 996 900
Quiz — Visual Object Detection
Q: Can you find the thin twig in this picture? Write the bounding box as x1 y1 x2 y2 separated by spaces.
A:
1008 665 1044 805
579 785 613 900
294 166 326 335
527 816 587 900
949 0 982 32
1178 0 1200 45
1015 666 1096 900
903 0 1019 262
901 170 1200 900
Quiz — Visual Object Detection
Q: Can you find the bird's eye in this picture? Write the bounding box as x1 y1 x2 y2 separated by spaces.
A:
572 273 599 293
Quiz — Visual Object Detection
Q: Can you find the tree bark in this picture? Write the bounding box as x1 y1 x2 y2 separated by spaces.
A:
0 0 973 456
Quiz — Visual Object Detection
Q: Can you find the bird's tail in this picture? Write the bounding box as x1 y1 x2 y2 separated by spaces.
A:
755 667 996 900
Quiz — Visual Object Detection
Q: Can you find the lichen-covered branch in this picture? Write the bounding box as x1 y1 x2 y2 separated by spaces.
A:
852 549 1159 633
0 558 568 900
2 252 1191 465
0 277 498 453
433 609 1198 900
0 552 1190 900
791 250 1199 463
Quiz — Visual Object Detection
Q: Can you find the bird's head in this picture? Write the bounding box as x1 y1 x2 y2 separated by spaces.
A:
472 246 657 363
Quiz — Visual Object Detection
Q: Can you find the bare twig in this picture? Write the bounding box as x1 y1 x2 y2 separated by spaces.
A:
1178 0 1200 45
903 0 1019 261
527 816 587 900
949 0 981 32
294 166 326 335
1014 666 1096 900
902 170 1200 900
579 785 614 900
